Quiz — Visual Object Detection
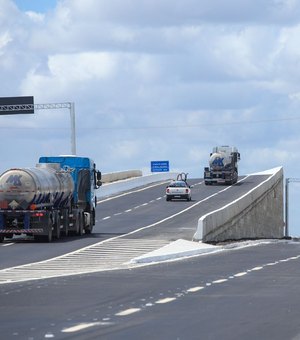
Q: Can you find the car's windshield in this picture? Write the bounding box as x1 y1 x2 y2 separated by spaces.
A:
169 182 186 187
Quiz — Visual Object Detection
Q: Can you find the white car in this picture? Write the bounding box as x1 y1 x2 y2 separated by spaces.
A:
166 180 192 201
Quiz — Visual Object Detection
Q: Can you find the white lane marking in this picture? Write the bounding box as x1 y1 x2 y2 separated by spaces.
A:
187 286 205 292
155 297 177 304
142 203 148 206
2 243 14 247
115 308 141 316
62 322 111 333
212 279 228 284
97 253 300 321
114 212 122 216
234 272 248 277
97 181 170 203
125 209 132 213
102 216 111 220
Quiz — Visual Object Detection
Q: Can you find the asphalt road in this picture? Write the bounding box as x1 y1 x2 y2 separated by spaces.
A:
2 174 299 340
0 174 267 269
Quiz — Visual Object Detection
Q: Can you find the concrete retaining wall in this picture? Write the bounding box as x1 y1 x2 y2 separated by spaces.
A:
193 167 284 242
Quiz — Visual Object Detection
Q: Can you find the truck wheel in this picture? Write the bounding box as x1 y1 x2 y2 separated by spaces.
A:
44 216 53 242
77 213 84 236
54 213 61 240
46 226 53 242
0 235 4 243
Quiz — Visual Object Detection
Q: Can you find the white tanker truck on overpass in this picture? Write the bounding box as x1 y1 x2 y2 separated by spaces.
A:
0 156 102 242
204 146 240 185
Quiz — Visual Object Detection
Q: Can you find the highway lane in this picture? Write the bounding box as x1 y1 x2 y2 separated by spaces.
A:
1 241 300 339
0 175 268 270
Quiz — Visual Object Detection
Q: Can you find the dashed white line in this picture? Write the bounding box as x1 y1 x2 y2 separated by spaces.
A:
62 322 112 333
212 279 228 284
155 297 177 304
102 216 111 220
115 308 141 316
234 272 248 277
187 286 205 293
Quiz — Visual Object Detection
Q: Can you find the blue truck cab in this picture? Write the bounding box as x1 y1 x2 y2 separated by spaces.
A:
39 156 102 235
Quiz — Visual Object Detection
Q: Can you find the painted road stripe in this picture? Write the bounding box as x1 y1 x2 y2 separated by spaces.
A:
187 286 205 292
155 297 177 304
115 308 141 316
62 322 111 333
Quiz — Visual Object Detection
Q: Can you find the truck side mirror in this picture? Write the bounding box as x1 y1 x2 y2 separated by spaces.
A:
95 171 102 188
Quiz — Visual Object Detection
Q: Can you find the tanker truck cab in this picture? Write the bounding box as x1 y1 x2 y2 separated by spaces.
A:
39 156 102 236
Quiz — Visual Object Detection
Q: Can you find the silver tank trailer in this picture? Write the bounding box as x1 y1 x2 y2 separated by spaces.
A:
0 163 74 210
209 152 232 171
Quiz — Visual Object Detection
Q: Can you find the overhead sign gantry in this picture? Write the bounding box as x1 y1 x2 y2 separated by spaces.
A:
0 97 76 155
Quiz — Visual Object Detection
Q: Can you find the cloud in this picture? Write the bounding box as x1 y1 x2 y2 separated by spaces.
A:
1 0 300 184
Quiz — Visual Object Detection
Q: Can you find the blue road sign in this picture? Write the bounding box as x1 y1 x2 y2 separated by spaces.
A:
151 161 169 172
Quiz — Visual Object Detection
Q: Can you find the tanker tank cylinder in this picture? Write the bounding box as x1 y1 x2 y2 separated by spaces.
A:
0 164 74 210
209 152 231 170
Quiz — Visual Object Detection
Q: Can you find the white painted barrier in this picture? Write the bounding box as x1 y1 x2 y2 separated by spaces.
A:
193 167 284 242
102 170 142 183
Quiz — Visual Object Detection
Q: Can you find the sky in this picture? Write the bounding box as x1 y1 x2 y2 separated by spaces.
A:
1 0 300 233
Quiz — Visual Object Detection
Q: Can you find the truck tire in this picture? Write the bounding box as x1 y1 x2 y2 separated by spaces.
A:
46 227 53 242
84 213 93 234
54 212 61 240
76 213 84 236
45 216 53 242
0 235 4 243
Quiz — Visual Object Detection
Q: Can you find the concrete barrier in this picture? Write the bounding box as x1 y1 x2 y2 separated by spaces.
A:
98 172 177 199
102 170 142 183
193 167 284 242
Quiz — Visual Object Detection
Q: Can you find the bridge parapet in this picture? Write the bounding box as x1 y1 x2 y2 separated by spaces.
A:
194 167 284 242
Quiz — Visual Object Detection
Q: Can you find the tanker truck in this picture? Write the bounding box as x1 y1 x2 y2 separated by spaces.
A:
204 146 240 185
0 156 102 242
